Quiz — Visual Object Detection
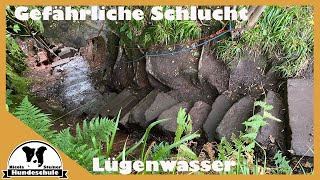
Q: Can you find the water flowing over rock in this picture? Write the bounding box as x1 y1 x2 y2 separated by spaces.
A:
54 56 104 117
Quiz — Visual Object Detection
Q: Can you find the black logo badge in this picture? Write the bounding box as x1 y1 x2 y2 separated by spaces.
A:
2 140 67 178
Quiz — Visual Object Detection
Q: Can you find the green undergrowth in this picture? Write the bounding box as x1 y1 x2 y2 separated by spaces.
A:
6 6 46 108
107 6 201 48
6 35 30 106
7 95 305 174
216 6 313 78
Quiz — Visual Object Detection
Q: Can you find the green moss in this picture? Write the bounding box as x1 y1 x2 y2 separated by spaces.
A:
6 35 30 106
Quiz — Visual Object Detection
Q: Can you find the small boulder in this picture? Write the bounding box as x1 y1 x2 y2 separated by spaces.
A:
144 93 178 122
256 91 286 150
288 79 314 157
203 94 236 141
58 47 76 59
188 101 211 133
216 96 254 140
146 45 217 105
146 45 198 90
37 51 49 64
158 102 192 134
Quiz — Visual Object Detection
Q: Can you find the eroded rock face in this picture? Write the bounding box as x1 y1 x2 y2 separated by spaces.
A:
144 93 178 123
203 94 236 141
188 101 211 133
256 91 286 153
43 20 108 48
125 47 151 89
81 33 120 93
288 79 314 157
158 102 192 134
111 47 135 92
216 96 254 140
82 36 108 89
198 46 229 94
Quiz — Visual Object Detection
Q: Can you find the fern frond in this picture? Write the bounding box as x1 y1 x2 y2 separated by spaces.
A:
74 117 116 156
54 128 100 172
174 108 192 143
13 96 56 141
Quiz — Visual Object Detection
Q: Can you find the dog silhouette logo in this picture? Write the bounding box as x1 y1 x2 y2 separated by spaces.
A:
22 146 47 168
2 140 67 178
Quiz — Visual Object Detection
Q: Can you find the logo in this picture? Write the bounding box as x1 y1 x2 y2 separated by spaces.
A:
2 140 68 179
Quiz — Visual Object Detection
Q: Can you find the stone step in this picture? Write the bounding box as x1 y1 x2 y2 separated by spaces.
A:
52 57 71 68
58 47 76 59
128 90 160 128
99 89 139 119
144 93 179 122
158 101 192 134
203 94 236 141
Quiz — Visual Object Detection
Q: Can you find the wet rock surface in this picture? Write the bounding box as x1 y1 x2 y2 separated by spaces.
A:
256 91 286 152
216 96 254 140
203 94 236 141
287 79 314 157
55 56 103 117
